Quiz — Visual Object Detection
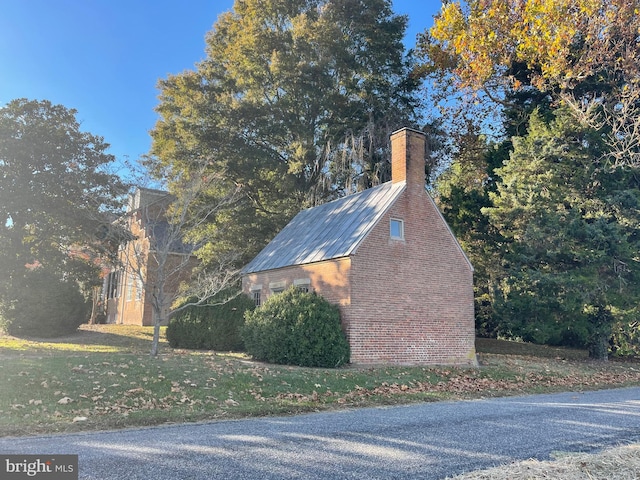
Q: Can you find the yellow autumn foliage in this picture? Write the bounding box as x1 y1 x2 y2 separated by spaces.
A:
425 0 639 91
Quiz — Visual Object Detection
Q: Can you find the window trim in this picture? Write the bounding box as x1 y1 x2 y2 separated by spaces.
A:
135 274 144 301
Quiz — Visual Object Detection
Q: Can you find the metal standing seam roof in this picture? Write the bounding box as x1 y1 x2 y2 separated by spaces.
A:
242 181 406 274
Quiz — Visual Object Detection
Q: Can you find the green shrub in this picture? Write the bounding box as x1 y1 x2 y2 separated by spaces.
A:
242 286 349 367
0 268 89 337
166 290 255 351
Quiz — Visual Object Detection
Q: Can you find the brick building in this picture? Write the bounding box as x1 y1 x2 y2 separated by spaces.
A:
103 188 197 325
242 128 477 365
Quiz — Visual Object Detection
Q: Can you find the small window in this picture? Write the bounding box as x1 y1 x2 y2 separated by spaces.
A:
253 290 261 307
126 272 134 301
269 281 286 295
294 279 311 293
390 218 404 240
250 285 262 307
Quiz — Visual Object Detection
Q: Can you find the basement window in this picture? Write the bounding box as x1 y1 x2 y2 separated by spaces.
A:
390 218 404 240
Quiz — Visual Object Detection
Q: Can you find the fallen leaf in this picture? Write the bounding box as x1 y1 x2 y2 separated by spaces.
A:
125 388 144 396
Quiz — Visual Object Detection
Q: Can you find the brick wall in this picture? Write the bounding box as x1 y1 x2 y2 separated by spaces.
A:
346 186 476 365
349 129 475 365
108 219 151 325
242 257 352 308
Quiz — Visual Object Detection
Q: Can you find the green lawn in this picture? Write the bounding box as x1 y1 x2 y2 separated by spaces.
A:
1 325 639 437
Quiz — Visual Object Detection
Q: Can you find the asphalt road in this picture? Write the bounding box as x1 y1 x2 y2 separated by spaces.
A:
2 387 640 479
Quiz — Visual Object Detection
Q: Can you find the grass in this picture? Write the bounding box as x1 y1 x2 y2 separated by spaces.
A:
447 443 640 479
1 325 640 439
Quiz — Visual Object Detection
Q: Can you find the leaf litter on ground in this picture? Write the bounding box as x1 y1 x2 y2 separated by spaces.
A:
2 326 640 478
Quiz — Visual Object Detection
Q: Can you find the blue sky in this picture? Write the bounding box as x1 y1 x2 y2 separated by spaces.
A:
1 1 442 176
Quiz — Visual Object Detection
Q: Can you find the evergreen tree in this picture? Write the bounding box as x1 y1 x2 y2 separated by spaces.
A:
436 128 503 336
484 108 640 358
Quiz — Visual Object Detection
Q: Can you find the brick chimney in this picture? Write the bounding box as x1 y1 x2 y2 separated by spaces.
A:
390 127 426 187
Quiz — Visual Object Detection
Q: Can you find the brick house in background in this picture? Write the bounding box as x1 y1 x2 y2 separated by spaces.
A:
242 128 477 365
103 188 197 325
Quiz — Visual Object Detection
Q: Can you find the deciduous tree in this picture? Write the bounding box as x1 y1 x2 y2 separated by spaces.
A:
149 0 421 267
418 0 640 168
0 99 126 333
118 170 241 356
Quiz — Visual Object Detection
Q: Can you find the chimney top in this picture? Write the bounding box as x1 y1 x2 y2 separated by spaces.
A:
390 128 426 187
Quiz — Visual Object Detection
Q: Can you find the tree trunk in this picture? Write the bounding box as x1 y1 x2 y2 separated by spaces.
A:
587 304 612 361
150 304 162 357
588 333 610 361
88 285 101 324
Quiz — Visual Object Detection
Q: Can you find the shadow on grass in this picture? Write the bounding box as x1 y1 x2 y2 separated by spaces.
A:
475 337 589 360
